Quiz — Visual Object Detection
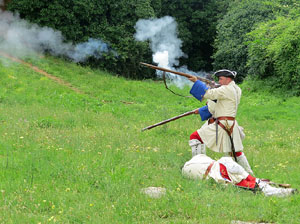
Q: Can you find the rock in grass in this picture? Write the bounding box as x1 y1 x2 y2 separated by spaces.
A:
141 187 166 198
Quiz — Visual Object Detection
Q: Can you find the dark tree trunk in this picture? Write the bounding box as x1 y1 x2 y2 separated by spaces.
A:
0 0 11 11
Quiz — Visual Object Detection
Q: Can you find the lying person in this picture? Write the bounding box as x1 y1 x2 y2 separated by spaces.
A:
182 154 297 197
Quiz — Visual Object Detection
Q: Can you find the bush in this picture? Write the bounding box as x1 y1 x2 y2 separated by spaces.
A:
247 15 300 95
212 0 286 82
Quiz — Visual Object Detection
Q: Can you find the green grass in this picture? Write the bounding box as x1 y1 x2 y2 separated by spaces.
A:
0 55 299 223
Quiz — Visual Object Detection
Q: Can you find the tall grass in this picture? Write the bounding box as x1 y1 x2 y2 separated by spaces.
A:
0 56 299 223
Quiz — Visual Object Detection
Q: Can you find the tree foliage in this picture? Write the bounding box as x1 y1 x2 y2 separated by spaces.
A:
7 0 156 79
212 0 287 82
7 0 229 78
247 15 300 95
7 0 300 92
159 0 230 72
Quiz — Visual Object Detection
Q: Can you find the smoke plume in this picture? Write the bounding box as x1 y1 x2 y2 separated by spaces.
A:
135 16 184 67
0 10 116 63
134 16 207 88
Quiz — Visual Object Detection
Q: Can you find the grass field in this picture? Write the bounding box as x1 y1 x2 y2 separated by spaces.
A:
0 55 299 223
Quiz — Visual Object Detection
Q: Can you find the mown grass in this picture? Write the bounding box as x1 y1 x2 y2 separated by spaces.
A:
0 55 299 223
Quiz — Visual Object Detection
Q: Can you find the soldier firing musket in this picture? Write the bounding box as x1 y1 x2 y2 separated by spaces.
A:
141 62 254 175
140 63 296 193
140 62 217 132
187 69 255 175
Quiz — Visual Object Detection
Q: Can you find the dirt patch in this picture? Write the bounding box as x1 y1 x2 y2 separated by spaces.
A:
0 51 84 94
0 51 136 105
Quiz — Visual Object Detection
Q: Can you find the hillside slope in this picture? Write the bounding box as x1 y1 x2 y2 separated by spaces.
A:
0 55 299 223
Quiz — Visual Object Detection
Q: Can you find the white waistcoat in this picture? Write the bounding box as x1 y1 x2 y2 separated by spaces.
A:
198 81 244 153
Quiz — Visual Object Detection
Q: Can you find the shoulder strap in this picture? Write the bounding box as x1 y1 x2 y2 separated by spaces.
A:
163 72 192 98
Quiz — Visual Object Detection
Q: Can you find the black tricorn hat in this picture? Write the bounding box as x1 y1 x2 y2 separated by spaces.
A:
214 69 237 79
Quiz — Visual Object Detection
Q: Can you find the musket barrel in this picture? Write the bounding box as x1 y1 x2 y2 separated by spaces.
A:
142 110 195 131
140 62 219 87
140 62 193 79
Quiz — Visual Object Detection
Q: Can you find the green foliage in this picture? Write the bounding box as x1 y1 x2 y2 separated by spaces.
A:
7 0 156 79
212 0 288 82
6 0 300 94
247 14 300 95
160 0 230 72
7 0 231 78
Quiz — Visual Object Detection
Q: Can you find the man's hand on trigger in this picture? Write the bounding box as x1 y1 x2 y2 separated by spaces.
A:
188 76 198 83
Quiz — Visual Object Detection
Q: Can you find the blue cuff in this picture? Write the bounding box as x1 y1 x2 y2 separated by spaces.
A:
199 105 212 121
190 80 209 101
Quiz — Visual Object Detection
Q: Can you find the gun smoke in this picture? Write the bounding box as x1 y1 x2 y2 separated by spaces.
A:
0 10 116 64
134 16 208 88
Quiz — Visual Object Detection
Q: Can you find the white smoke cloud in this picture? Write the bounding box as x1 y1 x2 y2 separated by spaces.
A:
0 10 116 63
134 16 207 88
135 16 184 68
70 38 116 62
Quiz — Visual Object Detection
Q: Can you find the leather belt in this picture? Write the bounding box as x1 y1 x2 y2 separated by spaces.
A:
203 161 215 180
208 118 215 125
215 116 237 162
215 117 235 143
217 116 235 121
217 119 235 135
207 116 237 161
208 116 235 125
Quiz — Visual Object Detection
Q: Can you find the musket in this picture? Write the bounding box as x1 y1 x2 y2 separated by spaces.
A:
142 109 196 131
140 62 220 88
260 179 291 188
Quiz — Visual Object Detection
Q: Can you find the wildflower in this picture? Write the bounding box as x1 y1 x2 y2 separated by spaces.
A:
153 147 159 152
